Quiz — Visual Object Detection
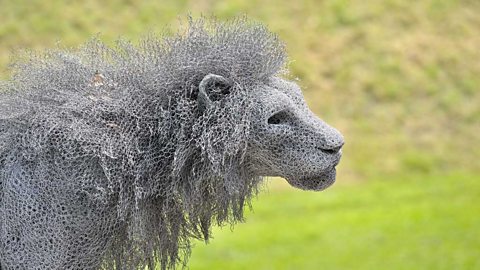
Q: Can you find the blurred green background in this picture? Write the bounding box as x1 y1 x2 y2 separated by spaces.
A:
1 0 479 269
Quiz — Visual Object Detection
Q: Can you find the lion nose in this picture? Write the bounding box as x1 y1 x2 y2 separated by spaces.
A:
320 130 344 154
309 114 345 154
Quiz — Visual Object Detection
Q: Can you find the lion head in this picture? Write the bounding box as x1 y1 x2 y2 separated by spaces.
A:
196 74 344 192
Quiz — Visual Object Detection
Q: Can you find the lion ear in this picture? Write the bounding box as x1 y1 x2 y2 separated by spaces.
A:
197 74 232 113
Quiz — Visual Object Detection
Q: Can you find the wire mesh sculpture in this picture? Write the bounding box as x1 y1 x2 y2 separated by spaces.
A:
0 17 344 269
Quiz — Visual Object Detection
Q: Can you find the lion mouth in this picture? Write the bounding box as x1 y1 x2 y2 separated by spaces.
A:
286 167 337 191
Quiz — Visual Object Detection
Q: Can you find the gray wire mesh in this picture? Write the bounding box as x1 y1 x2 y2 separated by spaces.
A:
0 17 343 270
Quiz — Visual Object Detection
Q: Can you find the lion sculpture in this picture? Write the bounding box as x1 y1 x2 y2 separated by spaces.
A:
0 18 344 269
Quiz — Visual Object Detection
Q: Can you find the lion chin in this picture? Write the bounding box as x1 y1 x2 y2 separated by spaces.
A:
286 167 337 191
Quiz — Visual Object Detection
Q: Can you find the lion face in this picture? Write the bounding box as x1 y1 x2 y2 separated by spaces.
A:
246 77 344 191
197 74 344 191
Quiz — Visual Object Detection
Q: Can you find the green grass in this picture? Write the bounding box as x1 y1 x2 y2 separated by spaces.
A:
189 173 480 270
1 0 479 269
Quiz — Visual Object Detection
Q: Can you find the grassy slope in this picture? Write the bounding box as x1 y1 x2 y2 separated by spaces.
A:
0 0 479 269
190 173 479 270
1 0 479 178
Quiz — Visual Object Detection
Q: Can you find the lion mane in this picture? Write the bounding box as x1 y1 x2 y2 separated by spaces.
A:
0 17 286 269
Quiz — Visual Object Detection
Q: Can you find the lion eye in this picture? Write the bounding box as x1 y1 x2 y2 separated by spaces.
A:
268 110 290 125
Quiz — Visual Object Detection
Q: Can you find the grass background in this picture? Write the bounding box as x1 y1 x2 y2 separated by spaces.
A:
1 0 479 269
